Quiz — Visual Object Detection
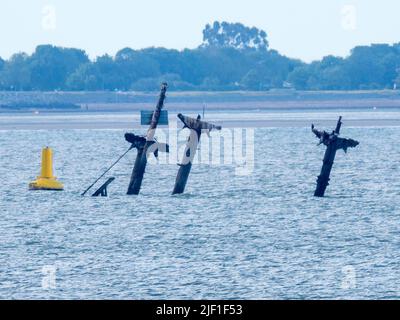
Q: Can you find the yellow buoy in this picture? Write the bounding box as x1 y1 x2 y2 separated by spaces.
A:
29 147 64 191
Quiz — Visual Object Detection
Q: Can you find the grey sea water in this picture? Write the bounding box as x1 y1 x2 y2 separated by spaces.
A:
0 111 399 299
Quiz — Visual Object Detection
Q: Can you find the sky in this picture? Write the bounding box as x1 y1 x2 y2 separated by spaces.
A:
1 0 400 62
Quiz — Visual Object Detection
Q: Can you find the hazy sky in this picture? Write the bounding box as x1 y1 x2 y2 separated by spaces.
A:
1 0 399 62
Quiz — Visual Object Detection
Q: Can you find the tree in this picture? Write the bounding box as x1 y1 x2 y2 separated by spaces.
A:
287 66 312 90
345 44 400 89
380 52 400 87
4 22 400 92
131 73 193 91
307 57 349 90
289 56 351 90
29 45 89 90
241 50 302 90
395 68 400 88
194 47 251 87
202 21 268 51
65 63 97 91
0 53 31 90
66 55 123 91
115 48 161 89
0 57 4 89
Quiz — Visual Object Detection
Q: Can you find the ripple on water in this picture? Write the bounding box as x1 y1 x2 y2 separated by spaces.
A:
0 126 399 299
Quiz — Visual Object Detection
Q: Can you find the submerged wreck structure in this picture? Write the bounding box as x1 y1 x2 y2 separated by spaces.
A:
173 114 221 195
126 83 170 195
312 116 359 197
81 83 169 197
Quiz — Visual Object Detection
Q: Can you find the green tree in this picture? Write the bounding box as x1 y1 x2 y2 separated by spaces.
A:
0 53 31 90
0 57 4 89
241 50 301 90
345 44 400 89
395 67 400 88
287 66 312 90
66 55 123 91
65 63 96 90
3 22 400 92
29 45 89 90
202 21 268 51
289 56 350 90
131 73 193 91
115 48 160 89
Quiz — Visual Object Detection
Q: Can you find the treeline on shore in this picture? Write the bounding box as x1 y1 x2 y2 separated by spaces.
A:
1 21 400 92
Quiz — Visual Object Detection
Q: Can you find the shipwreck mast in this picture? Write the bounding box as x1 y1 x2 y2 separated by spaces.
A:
312 116 359 197
126 83 169 195
172 114 221 195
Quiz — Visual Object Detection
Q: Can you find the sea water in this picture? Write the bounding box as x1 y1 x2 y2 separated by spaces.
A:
0 112 399 299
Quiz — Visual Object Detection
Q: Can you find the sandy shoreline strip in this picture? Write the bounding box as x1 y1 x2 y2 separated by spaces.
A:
1 118 400 130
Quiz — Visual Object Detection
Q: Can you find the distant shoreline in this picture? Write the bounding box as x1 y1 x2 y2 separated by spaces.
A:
1 108 400 130
1 90 400 113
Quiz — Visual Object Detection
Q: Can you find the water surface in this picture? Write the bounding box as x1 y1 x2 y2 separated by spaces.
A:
0 111 399 299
